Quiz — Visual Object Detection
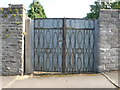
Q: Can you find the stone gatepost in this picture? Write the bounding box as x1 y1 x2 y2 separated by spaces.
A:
0 4 32 75
98 9 120 72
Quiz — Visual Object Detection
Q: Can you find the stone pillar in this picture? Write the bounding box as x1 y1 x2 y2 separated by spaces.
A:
25 17 33 74
0 4 26 75
99 9 120 72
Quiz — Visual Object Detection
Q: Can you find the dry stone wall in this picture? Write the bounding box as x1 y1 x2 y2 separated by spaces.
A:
0 4 26 75
98 9 120 72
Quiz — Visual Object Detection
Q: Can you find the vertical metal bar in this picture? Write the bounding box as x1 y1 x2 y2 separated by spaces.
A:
38 30 40 71
93 20 99 72
83 29 85 72
33 22 35 71
93 20 95 72
33 0 35 71
62 18 66 73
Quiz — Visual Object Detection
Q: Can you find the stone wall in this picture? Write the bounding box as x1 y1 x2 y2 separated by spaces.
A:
98 9 120 72
0 4 27 75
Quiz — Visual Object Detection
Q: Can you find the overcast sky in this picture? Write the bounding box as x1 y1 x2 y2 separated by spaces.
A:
0 0 96 18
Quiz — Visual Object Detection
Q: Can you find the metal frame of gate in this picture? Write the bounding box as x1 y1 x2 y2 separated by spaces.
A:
33 18 97 73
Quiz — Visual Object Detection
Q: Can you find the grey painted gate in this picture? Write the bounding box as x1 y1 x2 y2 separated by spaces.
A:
33 18 97 73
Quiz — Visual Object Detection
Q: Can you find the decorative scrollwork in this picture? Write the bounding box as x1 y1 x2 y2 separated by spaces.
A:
34 18 95 73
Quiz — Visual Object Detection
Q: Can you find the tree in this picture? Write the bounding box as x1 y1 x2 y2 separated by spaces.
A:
85 2 101 19
85 1 120 19
111 1 120 9
27 0 47 19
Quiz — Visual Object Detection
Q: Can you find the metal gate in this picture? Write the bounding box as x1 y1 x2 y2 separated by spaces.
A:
33 18 97 73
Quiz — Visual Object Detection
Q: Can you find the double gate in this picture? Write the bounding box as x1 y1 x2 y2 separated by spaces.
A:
33 18 97 73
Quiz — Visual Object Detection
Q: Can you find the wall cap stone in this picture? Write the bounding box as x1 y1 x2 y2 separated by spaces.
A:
0 4 26 11
100 9 120 11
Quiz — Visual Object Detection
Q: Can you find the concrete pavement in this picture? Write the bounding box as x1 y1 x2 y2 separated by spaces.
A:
0 76 17 89
103 71 120 88
1 73 117 88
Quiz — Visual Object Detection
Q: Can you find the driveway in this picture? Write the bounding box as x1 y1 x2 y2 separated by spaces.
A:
1 73 117 88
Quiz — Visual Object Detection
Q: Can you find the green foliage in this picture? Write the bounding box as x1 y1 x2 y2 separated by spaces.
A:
14 9 19 13
111 1 120 9
9 8 12 13
13 14 17 17
86 2 101 19
2 14 8 18
19 14 23 18
85 1 120 19
8 8 19 14
27 1 47 19
0 8 4 13
15 21 21 25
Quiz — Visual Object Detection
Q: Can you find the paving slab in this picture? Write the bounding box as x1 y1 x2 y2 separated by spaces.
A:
1 74 116 88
